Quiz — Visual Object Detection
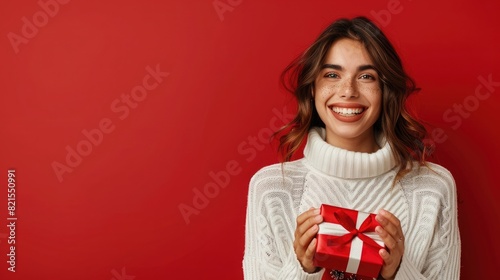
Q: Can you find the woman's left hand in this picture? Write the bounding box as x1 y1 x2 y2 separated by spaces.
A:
375 209 404 280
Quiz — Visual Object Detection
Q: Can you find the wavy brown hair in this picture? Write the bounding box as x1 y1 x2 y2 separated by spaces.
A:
274 16 430 183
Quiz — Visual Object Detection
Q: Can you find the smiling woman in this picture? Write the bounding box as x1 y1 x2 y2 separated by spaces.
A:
243 17 460 280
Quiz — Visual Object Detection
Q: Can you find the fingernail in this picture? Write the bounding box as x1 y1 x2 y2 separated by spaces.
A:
375 226 382 233
313 208 320 214
315 215 323 222
376 215 384 223
379 249 386 257
379 209 386 215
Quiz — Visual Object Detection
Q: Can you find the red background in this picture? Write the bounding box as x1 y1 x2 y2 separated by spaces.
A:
1 0 499 279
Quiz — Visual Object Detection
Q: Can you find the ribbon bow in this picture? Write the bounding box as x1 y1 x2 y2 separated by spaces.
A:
327 210 383 249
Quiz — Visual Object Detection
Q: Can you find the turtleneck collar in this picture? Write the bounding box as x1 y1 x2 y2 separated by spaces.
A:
303 127 396 179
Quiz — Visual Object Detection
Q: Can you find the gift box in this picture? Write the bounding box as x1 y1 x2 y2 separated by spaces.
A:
313 204 384 279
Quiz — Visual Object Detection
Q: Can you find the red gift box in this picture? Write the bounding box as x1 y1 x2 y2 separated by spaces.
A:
313 204 385 279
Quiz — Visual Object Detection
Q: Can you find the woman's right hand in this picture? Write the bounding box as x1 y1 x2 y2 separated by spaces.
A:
293 207 323 273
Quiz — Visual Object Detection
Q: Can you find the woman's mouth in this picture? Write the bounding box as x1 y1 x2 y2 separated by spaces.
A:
330 106 365 116
328 105 367 122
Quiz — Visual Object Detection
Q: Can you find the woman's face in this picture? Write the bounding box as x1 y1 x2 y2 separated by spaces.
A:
314 38 382 152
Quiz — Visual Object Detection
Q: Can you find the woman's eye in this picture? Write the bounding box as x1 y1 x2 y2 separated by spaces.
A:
360 74 375 80
325 73 339 78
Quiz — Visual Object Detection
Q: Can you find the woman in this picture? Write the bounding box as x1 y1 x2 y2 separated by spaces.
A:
243 17 461 279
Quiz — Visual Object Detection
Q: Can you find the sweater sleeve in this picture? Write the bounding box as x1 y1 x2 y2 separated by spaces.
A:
243 167 324 280
395 165 461 280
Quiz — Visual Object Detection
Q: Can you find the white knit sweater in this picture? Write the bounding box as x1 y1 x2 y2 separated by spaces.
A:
243 127 461 279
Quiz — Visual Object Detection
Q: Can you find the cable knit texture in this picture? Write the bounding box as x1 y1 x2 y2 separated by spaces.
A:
243 127 461 279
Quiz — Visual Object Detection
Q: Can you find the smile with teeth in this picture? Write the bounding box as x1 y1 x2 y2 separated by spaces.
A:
330 106 365 116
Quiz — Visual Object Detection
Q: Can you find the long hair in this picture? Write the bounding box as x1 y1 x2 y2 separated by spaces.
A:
274 16 430 183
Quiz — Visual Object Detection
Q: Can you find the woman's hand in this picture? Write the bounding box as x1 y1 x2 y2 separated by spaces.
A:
375 209 404 280
293 207 323 273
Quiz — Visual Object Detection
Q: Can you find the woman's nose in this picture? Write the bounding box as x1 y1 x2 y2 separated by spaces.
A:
339 79 358 98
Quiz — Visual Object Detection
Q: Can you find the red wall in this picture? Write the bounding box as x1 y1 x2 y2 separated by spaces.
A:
1 0 499 279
